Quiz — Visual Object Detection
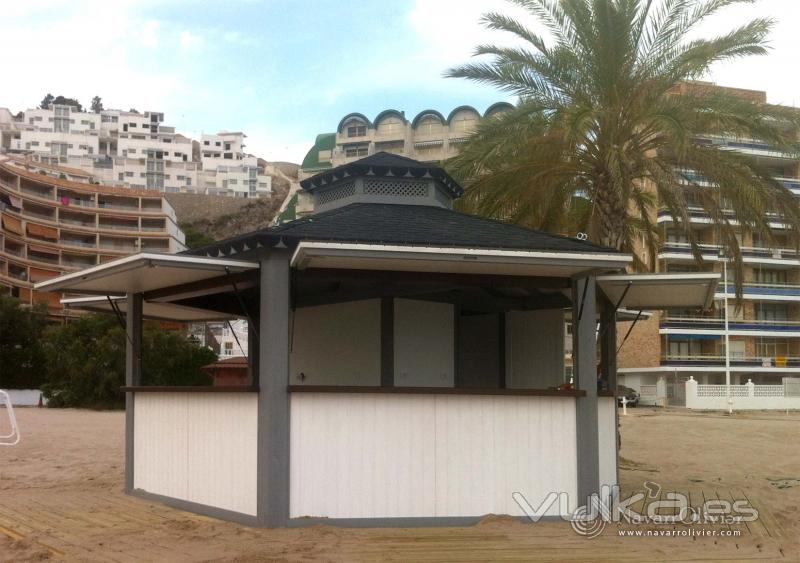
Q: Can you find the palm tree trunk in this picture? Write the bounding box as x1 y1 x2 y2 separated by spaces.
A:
595 183 626 250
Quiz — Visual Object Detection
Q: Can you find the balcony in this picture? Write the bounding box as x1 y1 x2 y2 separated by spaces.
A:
59 216 96 229
659 241 799 264
661 354 800 367
657 208 788 229
661 316 800 335
60 197 96 208
23 207 56 223
60 238 96 249
716 282 800 300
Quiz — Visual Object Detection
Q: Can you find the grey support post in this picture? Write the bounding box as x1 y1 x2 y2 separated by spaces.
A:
600 297 619 488
248 317 260 386
572 277 600 503
257 250 291 526
600 300 617 392
124 292 143 494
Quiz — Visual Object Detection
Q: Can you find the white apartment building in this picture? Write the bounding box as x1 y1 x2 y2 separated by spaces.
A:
0 105 271 198
219 319 249 357
199 132 271 198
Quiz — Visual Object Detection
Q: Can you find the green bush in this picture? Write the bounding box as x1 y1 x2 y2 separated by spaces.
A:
40 315 216 409
0 293 48 389
1 295 217 407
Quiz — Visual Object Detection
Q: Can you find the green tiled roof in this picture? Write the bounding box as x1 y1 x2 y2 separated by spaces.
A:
300 133 336 171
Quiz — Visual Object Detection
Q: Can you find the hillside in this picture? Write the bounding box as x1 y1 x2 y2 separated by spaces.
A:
167 162 297 248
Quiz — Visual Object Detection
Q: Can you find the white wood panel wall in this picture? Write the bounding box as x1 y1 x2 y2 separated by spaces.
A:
506 310 565 389
134 393 258 516
290 299 381 385
290 393 577 519
597 397 618 492
394 299 455 387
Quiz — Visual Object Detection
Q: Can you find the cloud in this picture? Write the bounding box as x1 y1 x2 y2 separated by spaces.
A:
0 2 190 115
140 20 161 48
179 30 204 52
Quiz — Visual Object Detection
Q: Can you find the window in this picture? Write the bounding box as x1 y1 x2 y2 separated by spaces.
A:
668 339 702 358
215 141 221 147
128 149 136 154
54 106 70 133
129 123 137 128
31 141 39 147
125 171 134 177
451 112 478 134
224 153 233 159
377 118 402 135
346 124 367 137
755 269 787 285
345 145 369 158
666 230 689 243
758 304 788 322
224 143 231 150
417 116 443 136
118 173 124 181
203 140 209 146
757 338 791 358
229 179 238 185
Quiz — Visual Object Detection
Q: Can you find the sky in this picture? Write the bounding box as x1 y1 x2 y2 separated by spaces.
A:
2 0 799 164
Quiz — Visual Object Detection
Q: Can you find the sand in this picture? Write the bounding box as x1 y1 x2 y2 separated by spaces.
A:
0 406 798 562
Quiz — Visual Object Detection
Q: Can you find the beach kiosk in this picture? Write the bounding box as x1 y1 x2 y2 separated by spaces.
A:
36 153 718 527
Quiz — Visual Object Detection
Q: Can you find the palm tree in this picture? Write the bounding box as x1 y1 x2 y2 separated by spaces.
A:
445 0 800 284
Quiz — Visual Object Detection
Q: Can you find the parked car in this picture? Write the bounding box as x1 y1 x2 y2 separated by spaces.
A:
617 385 639 407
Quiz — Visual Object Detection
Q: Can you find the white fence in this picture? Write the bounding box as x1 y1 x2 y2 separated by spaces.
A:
686 377 800 410
2 390 43 406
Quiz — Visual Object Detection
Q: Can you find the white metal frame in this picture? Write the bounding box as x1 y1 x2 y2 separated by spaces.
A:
0 390 21 446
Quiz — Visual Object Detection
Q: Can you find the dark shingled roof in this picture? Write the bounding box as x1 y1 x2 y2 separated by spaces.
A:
299 151 464 198
185 202 620 258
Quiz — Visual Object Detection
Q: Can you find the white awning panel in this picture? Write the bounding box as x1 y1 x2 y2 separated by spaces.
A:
292 242 631 278
34 253 259 295
61 296 239 322
597 273 720 311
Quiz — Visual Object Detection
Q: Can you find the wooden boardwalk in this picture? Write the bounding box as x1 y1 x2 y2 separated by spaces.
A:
0 486 793 562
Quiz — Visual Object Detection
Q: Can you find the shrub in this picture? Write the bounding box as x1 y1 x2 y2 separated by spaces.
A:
41 315 216 409
0 293 48 389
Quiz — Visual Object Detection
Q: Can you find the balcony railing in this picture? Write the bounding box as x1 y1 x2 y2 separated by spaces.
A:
661 241 798 260
717 283 800 297
61 259 97 269
662 354 800 367
62 197 96 208
98 202 139 211
59 217 96 228
60 239 96 249
19 187 54 200
99 223 140 232
662 317 800 331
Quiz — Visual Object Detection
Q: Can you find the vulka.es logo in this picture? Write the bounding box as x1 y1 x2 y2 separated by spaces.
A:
513 482 759 539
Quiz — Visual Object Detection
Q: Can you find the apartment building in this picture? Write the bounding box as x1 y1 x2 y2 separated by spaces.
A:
617 83 800 403
199 132 271 197
292 103 512 217
0 155 185 320
0 105 271 198
300 103 513 178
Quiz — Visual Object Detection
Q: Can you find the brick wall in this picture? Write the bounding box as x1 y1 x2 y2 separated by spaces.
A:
616 314 662 369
